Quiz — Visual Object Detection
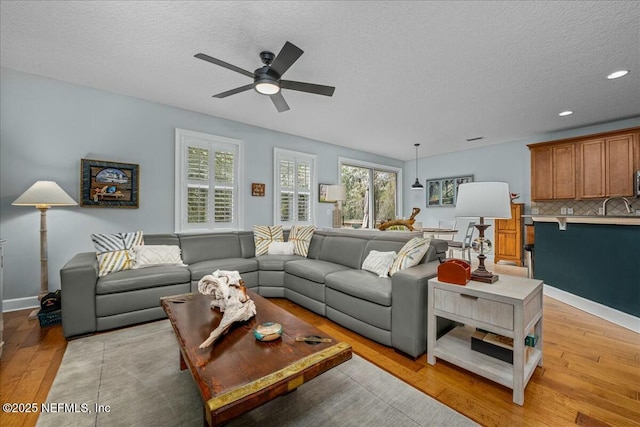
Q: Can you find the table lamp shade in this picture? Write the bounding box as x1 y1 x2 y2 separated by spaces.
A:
12 181 77 207
454 182 511 219
326 185 346 202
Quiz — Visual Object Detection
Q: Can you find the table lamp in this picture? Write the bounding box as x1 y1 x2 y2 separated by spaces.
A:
454 182 511 283
326 185 346 228
12 181 77 300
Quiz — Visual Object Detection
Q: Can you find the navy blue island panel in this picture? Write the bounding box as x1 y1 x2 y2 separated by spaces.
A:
535 222 640 317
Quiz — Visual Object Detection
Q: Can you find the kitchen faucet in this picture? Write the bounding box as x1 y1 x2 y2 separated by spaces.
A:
601 197 634 215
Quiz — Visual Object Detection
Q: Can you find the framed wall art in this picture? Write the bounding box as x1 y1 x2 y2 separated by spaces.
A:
426 175 473 207
80 159 140 208
252 183 265 197
319 183 333 203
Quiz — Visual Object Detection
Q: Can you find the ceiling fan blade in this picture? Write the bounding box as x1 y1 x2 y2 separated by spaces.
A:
270 92 290 112
213 84 254 98
281 80 335 97
195 53 254 78
269 41 303 77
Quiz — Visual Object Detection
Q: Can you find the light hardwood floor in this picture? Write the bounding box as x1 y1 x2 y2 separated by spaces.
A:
1 261 638 427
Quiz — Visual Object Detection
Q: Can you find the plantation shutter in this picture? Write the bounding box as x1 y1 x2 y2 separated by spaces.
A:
176 129 241 232
274 148 316 227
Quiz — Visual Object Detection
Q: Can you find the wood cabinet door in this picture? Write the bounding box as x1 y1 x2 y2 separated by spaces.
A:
494 204 523 265
531 147 553 200
606 134 635 197
577 139 606 198
552 144 576 199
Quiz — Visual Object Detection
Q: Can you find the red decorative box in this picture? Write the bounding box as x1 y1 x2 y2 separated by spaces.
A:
437 259 471 285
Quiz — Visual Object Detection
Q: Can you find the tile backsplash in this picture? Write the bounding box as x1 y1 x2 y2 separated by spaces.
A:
532 198 638 216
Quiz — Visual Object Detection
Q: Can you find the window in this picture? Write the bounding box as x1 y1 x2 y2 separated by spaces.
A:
339 158 402 229
175 129 242 232
274 148 316 226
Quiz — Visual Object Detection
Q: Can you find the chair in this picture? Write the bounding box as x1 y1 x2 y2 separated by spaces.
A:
448 221 476 263
436 219 457 241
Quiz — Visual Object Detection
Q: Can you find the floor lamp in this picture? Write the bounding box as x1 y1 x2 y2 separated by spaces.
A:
12 181 77 308
454 182 511 283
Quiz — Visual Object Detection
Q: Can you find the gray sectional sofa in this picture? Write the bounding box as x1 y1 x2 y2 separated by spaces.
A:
60 229 452 358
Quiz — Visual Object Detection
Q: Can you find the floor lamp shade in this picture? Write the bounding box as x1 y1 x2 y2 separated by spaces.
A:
326 185 346 228
12 181 77 301
454 182 511 283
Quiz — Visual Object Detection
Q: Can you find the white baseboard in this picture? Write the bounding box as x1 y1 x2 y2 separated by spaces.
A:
543 284 640 333
2 296 39 313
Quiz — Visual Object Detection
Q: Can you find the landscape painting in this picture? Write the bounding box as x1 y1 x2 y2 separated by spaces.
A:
80 159 139 208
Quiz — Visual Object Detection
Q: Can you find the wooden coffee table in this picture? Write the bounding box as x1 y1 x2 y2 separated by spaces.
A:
161 291 352 426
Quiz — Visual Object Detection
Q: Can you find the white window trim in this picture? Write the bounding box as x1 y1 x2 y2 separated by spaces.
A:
175 128 244 233
338 156 403 222
274 147 318 227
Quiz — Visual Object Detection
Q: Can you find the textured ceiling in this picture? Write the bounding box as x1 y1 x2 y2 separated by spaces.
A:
1 1 639 161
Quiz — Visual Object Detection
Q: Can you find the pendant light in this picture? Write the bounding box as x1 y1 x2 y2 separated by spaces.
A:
411 143 424 190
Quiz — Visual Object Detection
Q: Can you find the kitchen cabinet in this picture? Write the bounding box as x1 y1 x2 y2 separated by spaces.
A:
529 127 639 202
530 144 575 200
494 203 524 266
577 133 636 198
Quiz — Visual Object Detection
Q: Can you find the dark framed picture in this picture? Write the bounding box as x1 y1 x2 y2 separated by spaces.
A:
252 183 265 197
319 183 333 203
80 159 139 208
426 175 473 207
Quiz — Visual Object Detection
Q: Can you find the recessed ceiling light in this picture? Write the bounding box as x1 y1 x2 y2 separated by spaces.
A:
607 70 629 80
558 110 574 117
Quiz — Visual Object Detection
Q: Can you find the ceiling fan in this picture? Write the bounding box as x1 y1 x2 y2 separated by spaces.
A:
195 41 335 112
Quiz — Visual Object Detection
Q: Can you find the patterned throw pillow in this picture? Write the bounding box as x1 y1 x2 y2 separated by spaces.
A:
289 225 315 257
267 241 295 255
91 231 144 277
132 245 186 269
389 237 431 276
362 250 397 278
254 225 284 256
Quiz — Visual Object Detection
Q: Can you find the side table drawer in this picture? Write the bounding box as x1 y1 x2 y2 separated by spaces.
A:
434 288 514 330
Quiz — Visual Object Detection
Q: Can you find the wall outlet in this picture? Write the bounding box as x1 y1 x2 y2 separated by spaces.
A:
326 209 331 216
567 207 574 215
598 207 604 215
560 207 568 215
531 208 539 215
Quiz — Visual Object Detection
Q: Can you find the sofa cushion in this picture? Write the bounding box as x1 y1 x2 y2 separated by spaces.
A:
325 270 392 306
285 259 351 284
96 265 190 294
179 233 242 264
257 254 305 271
188 258 258 282
317 236 367 269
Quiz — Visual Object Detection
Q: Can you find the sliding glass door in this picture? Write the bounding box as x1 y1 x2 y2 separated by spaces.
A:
340 160 399 229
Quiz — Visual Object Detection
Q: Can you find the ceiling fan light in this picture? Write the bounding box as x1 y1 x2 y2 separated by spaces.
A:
255 81 280 95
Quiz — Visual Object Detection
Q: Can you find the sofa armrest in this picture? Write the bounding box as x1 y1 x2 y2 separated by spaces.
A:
60 252 99 338
391 261 453 358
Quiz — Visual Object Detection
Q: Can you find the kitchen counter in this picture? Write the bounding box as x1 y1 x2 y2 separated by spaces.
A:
523 215 640 230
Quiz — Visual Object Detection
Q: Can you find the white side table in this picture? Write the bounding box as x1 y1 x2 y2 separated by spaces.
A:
427 275 543 405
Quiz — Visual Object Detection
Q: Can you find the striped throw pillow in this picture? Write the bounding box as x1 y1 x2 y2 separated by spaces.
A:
289 225 315 257
253 225 284 256
389 237 431 276
91 231 144 277
362 250 397 278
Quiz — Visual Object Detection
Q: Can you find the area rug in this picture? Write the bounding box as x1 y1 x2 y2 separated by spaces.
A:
37 320 478 427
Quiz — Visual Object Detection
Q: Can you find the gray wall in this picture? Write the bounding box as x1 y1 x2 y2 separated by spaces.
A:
0 67 403 302
404 117 640 244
